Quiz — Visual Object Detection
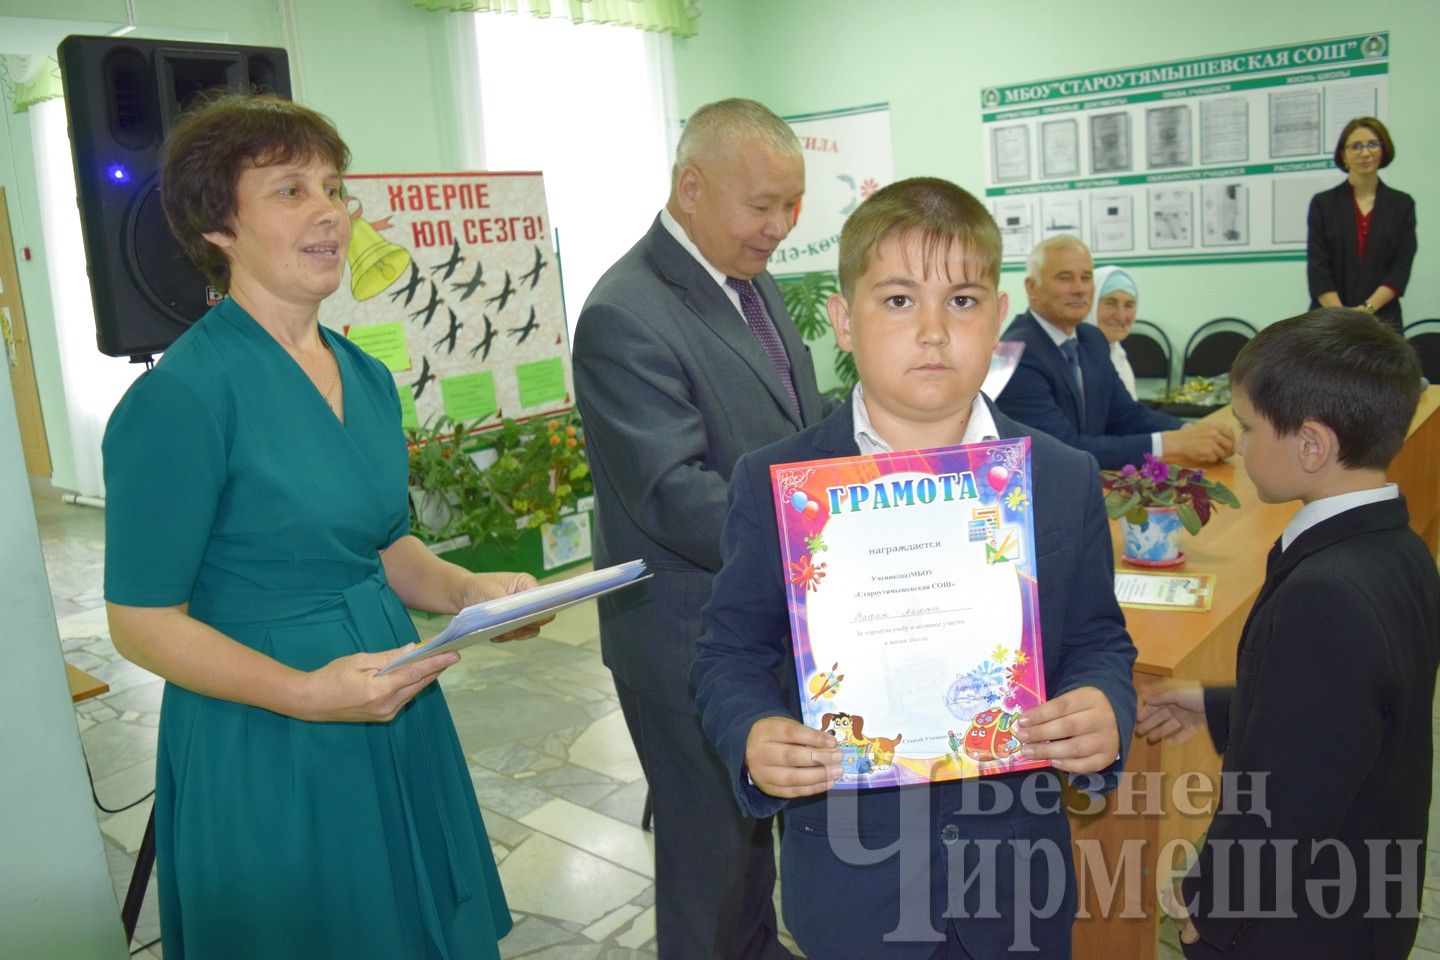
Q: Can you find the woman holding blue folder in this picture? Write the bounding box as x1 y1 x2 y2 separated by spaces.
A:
102 93 541 959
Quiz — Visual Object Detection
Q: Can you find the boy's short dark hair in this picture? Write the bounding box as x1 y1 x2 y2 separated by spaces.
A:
837 177 1001 300
161 92 351 290
1230 308 1422 470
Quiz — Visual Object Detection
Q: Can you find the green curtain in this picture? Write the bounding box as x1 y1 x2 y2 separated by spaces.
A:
412 0 699 38
4 55 63 114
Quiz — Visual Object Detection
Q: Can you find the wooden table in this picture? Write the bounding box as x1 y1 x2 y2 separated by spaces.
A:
1069 386 1440 959
67 663 109 703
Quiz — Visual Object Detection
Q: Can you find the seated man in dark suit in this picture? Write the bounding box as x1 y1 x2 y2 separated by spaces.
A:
996 236 1233 469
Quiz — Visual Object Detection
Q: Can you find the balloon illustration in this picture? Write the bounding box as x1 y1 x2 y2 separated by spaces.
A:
987 465 1010 492
790 491 809 512
803 500 820 519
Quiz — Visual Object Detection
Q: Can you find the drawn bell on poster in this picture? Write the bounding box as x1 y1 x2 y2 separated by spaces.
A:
346 199 412 301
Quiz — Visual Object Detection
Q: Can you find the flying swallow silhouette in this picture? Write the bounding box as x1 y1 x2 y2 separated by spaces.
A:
508 305 540 344
483 270 517 313
450 261 486 300
433 307 463 354
388 261 424 306
518 245 549 290
428 240 464 281
411 356 434 399
469 314 498 360
408 282 442 327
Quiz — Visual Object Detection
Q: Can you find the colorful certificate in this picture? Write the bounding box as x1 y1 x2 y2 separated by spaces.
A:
771 438 1048 789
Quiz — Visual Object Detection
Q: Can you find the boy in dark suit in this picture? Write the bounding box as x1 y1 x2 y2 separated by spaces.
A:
1139 308 1440 959
691 178 1138 959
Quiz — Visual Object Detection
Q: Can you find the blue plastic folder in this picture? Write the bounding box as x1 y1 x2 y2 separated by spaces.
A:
379 559 649 675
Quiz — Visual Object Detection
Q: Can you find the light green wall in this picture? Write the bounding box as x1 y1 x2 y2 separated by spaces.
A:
0 0 470 491
674 0 1438 370
8 1 1431 485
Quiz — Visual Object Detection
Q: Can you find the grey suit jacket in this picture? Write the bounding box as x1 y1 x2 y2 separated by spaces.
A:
572 214 827 713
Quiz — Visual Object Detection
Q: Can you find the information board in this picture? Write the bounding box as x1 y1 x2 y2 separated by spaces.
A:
771 103 894 277
979 32 1390 266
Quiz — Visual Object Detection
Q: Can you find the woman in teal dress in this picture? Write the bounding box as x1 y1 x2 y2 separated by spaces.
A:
103 94 539 959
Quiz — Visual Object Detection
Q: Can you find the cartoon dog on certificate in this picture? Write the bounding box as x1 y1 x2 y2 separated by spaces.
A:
819 712 903 770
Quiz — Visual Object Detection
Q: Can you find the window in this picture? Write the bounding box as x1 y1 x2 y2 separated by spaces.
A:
472 13 675 343
31 97 141 496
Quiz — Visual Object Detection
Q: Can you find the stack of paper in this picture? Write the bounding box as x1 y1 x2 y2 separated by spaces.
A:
380 559 648 675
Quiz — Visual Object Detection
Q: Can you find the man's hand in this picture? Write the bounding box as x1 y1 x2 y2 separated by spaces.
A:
1135 682 1207 744
1016 686 1120 774
1161 421 1235 463
744 716 843 799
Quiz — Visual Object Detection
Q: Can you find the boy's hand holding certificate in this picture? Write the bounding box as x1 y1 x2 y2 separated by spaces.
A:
771 437 1049 788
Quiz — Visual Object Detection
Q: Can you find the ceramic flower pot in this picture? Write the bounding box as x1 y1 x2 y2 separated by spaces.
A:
409 486 456 532
1120 506 1186 567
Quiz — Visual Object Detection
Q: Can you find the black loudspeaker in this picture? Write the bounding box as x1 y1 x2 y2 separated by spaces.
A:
57 36 291 361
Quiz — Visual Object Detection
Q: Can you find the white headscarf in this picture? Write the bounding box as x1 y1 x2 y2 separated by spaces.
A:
1085 266 1139 399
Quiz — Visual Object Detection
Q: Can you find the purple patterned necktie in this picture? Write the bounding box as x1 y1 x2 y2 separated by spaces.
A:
1059 337 1087 424
725 277 800 417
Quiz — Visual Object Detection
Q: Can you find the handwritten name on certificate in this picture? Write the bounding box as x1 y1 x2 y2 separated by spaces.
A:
771 438 1049 789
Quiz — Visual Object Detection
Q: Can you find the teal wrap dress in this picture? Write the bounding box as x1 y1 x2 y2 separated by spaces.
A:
102 298 510 959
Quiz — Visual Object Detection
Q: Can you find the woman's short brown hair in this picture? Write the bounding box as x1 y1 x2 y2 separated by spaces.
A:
160 93 351 290
1332 116 1394 171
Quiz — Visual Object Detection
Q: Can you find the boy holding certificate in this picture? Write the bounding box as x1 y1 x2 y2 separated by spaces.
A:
1140 310 1440 960
692 178 1137 959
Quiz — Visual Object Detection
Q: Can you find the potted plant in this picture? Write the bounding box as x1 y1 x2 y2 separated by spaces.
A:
1101 453 1239 567
406 412 592 569
778 270 857 402
1157 375 1231 406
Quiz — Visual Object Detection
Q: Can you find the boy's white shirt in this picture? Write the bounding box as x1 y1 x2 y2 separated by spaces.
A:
1281 483 1400 552
851 383 997 454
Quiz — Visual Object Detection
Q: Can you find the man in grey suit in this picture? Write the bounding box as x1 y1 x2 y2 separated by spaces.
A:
572 99 826 959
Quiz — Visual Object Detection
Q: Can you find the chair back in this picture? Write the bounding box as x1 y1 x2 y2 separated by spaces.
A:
1182 317 1257 379
1125 320 1173 388
1404 319 1440 383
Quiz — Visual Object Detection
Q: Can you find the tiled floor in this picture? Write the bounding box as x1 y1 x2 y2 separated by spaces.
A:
31 479 1440 959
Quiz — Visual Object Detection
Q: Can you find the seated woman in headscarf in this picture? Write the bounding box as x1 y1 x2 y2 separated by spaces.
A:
1085 265 1140 399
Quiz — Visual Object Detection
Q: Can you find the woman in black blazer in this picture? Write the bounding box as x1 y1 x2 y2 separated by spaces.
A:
1307 116 1416 334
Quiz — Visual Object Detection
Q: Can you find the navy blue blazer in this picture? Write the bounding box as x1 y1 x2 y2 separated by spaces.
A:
1182 497 1440 960
692 396 1138 960
997 311 1181 469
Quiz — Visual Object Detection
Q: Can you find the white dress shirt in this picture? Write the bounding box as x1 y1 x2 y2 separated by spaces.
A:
851 383 998 454
1032 311 1162 457
659 208 746 318
1281 483 1400 552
